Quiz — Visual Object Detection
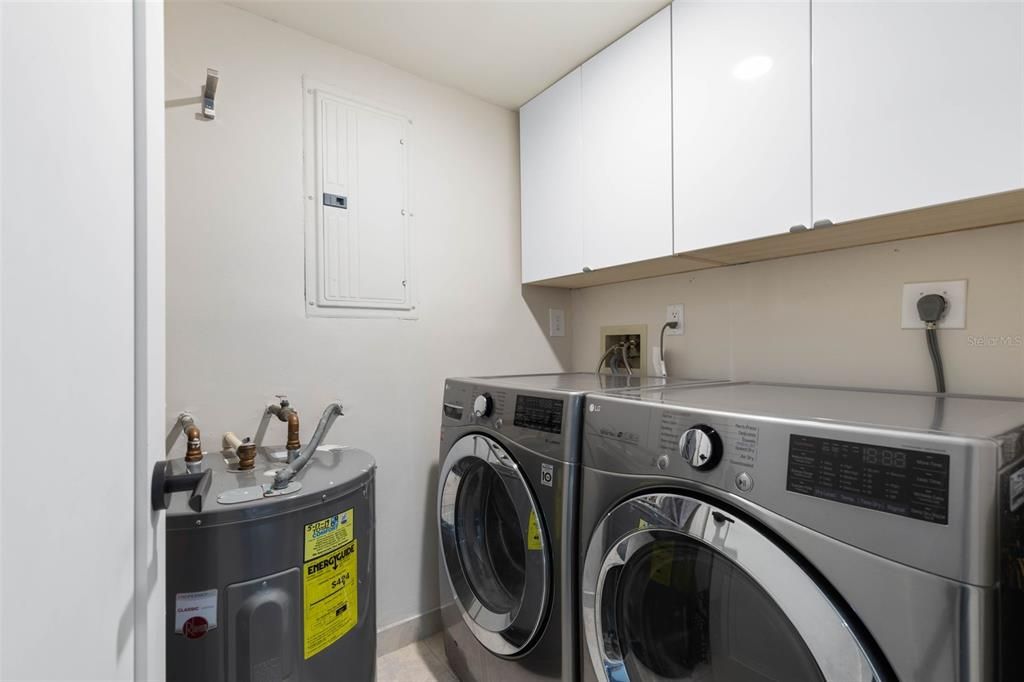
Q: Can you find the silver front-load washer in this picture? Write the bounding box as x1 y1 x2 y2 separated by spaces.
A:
579 382 1024 682
437 373 725 681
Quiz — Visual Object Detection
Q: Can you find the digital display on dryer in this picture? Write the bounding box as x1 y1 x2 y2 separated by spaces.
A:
514 396 563 434
786 434 949 524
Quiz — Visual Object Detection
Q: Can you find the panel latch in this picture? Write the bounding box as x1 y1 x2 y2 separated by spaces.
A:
323 193 347 209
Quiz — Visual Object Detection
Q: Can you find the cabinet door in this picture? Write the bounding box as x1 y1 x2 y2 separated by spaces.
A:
520 68 584 283
813 0 1024 225
582 6 673 271
673 0 811 252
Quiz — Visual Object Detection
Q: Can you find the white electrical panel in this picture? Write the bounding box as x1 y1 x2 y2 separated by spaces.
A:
304 80 414 317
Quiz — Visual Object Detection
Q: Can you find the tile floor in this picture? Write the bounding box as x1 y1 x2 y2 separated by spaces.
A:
377 633 457 681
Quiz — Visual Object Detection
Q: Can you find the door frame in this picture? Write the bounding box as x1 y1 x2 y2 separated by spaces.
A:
132 0 166 678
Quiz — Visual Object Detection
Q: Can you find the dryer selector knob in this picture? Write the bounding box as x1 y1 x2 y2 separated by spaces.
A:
679 424 723 470
472 393 494 418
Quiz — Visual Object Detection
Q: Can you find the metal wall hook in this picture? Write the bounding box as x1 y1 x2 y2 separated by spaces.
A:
201 68 219 120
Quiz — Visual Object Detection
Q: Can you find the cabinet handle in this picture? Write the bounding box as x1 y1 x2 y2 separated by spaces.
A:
788 224 808 233
582 266 593 273
813 219 835 229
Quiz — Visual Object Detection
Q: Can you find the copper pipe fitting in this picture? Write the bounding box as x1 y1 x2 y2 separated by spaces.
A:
268 398 301 454
184 424 203 463
236 442 257 470
286 411 300 452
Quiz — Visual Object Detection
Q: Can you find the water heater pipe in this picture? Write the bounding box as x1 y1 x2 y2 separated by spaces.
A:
272 401 344 490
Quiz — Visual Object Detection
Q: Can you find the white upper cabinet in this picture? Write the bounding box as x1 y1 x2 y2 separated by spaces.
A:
582 6 673 271
673 0 811 252
520 0 1023 286
520 68 584 283
813 0 1024 225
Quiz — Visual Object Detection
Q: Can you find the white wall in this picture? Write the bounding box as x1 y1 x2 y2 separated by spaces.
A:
572 223 1024 397
165 1 571 631
1 2 137 679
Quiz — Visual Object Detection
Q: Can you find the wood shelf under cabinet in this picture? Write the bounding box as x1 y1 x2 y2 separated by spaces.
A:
526 189 1024 289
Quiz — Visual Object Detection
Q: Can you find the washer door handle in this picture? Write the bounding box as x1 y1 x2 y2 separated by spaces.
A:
711 511 733 524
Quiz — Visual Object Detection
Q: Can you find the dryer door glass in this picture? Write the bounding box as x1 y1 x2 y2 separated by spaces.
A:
439 434 550 656
582 493 884 682
612 537 821 681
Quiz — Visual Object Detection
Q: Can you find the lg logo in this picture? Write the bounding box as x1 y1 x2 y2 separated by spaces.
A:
540 463 554 487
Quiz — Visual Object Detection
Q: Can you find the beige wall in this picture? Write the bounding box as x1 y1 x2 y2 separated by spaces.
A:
166 0 1024 637
572 223 1024 397
165 1 571 629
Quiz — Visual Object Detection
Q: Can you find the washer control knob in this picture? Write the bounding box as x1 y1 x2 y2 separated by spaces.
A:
679 424 723 471
472 393 493 418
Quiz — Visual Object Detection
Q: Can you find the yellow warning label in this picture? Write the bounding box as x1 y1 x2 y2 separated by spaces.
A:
304 509 353 562
303 540 358 660
638 518 649 529
527 510 543 550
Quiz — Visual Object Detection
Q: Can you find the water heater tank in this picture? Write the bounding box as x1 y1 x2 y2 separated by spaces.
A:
163 445 376 681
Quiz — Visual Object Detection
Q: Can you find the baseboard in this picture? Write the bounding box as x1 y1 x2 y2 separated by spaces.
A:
376 607 442 656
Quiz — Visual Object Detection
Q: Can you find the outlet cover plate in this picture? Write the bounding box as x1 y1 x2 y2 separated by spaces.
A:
901 280 967 329
665 304 684 335
549 308 565 337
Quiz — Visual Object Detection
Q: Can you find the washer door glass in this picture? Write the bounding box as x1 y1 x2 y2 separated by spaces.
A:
455 456 527 614
439 434 550 656
582 493 885 682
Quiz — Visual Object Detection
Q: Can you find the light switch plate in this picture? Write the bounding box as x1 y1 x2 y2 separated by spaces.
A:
665 304 684 335
549 308 565 337
901 280 967 329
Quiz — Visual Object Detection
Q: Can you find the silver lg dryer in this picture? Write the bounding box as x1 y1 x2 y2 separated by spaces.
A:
437 373 723 682
579 382 1024 682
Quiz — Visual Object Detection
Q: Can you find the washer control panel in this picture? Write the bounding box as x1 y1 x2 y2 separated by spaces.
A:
680 424 723 470
441 379 572 461
472 393 493 418
513 395 564 434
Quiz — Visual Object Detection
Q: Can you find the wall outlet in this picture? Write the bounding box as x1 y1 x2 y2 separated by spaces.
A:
548 308 565 337
665 304 685 335
901 280 967 329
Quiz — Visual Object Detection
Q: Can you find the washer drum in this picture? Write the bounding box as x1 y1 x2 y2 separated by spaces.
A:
164 446 376 682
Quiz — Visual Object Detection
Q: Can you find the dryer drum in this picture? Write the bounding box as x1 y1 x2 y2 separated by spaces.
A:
582 493 881 682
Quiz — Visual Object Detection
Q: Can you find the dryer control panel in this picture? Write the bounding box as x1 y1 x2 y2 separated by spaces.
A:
581 391 990 586
786 434 949 525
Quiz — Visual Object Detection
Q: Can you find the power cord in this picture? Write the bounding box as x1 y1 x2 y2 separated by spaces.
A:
917 294 948 393
660 321 679 363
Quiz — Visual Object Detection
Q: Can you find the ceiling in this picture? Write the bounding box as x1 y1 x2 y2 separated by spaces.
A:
229 0 669 110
